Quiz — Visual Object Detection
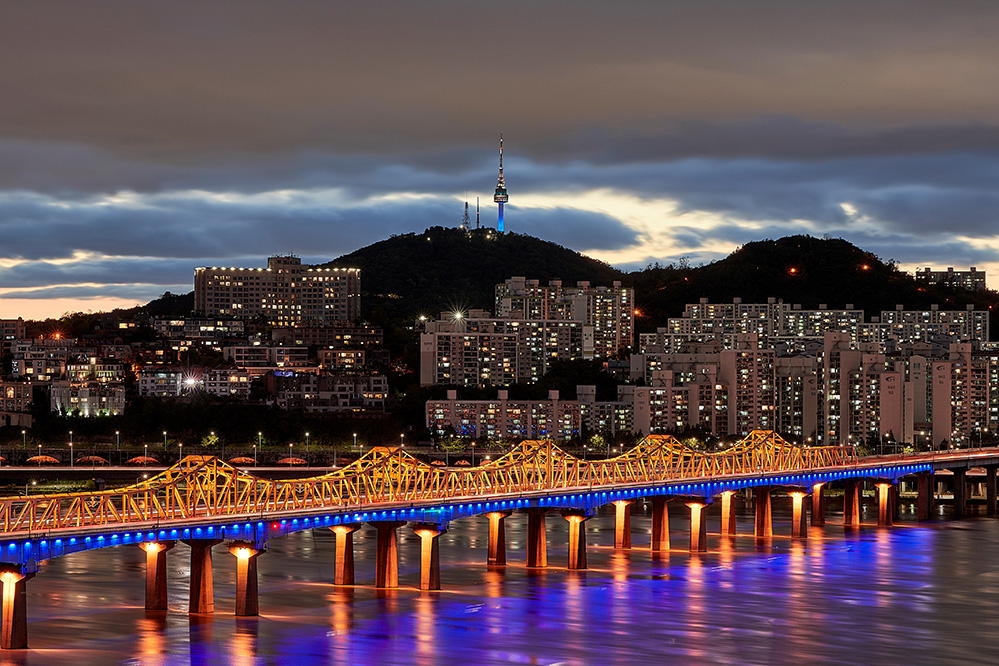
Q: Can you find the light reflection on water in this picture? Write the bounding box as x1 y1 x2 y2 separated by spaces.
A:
2 501 998 665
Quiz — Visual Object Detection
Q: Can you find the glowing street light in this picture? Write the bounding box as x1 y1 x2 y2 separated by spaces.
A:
37 443 41 467
305 432 310 453
69 440 74 467
253 443 258 466
353 433 357 453
21 430 26 447
163 431 167 448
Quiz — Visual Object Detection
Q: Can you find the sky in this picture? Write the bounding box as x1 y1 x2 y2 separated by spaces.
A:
2 1 999 320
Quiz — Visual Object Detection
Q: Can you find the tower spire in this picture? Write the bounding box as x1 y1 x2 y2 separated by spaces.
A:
476 197 480 229
493 132 508 232
460 191 471 230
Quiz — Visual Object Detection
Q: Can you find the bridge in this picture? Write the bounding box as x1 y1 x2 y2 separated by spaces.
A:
0 430 996 649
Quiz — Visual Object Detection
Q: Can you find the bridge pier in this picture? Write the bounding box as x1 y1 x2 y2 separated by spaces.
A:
789 492 807 539
687 501 707 552
917 472 935 521
562 511 590 569
0 564 34 650
371 521 406 588
139 541 175 610
330 524 361 585
950 468 968 519
719 491 736 536
754 486 772 538
227 541 262 617
486 511 511 565
876 483 893 527
523 508 548 568
842 480 861 527
412 524 446 590
811 483 826 526
650 496 670 553
987 466 998 516
183 539 221 614
613 500 635 549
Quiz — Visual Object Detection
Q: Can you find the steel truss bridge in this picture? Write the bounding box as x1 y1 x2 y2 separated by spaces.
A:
0 429 947 563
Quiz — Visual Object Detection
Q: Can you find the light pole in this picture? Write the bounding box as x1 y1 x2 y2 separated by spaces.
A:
471 442 475 467
69 440 74 467
288 442 293 461
21 430 26 447
353 433 357 454
144 443 148 466
37 443 41 467
253 443 258 466
400 433 405 448
178 441 183 460
115 430 120 465
163 431 167 449
305 432 310 453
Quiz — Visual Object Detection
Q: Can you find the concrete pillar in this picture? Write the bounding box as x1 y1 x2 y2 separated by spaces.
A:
227 541 262 617
650 496 670 553
951 468 967 519
524 508 548 568
563 511 591 570
687 501 707 552
371 521 406 588
789 492 807 539
330 523 361 585
811 483 826 526
917 472 935 521
485 511 511 565
719 491 736 536
140 541 175 610
183 539 222 614
613 500 635 549
0 565 34 650
754 486 772 538
987 466 998 516
842 480 861 527
876 483 893 527
412 524 446 590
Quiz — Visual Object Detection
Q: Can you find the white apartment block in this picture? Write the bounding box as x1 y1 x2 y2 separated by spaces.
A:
153 317 246 340
194 256 360 326
641 298 989 351
495 277 634 357
138 368 185 397
427 389 583 440
203 368 252 399
50 381 126 417
915 266 986 291
420 311 587 387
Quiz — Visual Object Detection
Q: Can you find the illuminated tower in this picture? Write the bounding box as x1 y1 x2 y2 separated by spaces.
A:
460 196 471 230
493 133 508 232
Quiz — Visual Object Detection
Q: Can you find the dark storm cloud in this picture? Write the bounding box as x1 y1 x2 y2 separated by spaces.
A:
2 0 999 315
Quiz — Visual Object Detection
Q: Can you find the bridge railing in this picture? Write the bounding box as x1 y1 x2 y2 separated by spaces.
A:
0 430 855 534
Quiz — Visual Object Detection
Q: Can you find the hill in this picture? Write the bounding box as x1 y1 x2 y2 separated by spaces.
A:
630 235 999 334
322 226 626 321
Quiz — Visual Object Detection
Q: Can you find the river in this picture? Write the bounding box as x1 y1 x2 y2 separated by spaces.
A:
1 498 995 665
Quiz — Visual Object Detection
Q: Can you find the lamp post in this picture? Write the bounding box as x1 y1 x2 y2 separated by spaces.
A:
288 442 293 462
163 431 167 449
353 433 357 454
144 443 148 466
115 430 120 465
253 443 257 466
21 430 26 447
69 441 74 467
178 441 183 461
471 442 475 467
400 433 405 448
37 443 41 467
305 432 310 453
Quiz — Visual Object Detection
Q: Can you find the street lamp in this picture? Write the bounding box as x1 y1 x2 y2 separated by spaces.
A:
353 433 357 454
144 443 148 466
37 443 41 467
471 442 476 467
288 442 293 461
115 430 120 464
69 440 74 467
178 441 183 460
400 433 405 448
253 443 258 466
25 480 35 496
305 432 310 453
163 431 167 448
21 430 26 447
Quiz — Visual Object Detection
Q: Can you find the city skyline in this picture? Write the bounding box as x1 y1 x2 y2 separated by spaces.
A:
3 1 999 320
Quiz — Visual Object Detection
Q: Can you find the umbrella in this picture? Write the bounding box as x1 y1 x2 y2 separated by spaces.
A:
26 455 60 464
277 457 307 465
228 456 256 465
126 456 159 464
